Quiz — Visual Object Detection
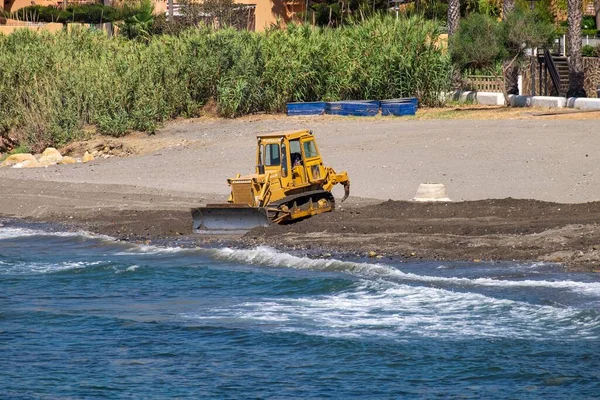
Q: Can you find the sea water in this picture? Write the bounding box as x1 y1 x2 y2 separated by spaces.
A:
1 221 599 399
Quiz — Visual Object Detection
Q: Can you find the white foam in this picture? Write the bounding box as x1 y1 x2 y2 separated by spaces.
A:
0 260 105 275
184 280 600 341
115 244 193 255
213 247 600 296
0 226 112 241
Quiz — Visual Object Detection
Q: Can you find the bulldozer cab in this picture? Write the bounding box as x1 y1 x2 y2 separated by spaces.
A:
256 130 324 188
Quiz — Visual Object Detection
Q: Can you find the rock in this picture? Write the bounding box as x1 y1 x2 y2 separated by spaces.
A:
82 151 94 163
13 159 42 168
1 153 36 167
58 156 77 165
368 251 377 258
39 147 63 164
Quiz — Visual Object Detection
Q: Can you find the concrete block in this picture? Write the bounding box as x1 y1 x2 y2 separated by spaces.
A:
447 90 478 103
531 96 567 108
413 183 451 202
508 95 531 107
476 92 505 106
566 97 600 110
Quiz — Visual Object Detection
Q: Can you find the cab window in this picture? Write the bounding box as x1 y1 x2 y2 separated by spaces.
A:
290 139 302 167
264 144 280 166
303 140 318 158
281 143 288 177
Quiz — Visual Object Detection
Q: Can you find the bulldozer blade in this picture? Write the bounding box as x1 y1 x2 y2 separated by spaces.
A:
191 205 271 234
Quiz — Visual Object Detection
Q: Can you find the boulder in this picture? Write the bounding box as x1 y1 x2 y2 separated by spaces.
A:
39 147 63 164
58 156 77 165
12 159 42 168
82 151 95 163
1 153 36 167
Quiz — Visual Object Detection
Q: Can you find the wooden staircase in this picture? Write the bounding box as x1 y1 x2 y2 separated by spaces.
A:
551 56 570 97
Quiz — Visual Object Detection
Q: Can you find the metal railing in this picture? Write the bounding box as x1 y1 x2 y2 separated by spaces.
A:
539 48 562 96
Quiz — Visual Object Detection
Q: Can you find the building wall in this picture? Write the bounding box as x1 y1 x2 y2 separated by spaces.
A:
0 21 63 34
6 0 63 13
154 0 305 31
4 0 306 32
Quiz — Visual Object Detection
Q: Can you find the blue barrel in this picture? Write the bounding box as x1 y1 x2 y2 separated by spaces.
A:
286 102 326 116
380 97 418 116
325 100 380 117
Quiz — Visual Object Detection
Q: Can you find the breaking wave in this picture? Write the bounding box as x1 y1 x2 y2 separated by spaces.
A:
0 226 113 241
213 246 600 296
0 260 106 275
184 279 600 341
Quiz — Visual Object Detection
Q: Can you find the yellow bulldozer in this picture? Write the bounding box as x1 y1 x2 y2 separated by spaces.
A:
192 129 350 233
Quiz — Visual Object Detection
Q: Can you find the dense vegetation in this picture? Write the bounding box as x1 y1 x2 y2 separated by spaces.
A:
450 8 555 72
8 3 134 24
0 16 451 151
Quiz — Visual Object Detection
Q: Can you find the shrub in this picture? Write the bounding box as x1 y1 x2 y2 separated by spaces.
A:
450 13 505 71
582 15 597 31
451 8 555 73
582 44 596 57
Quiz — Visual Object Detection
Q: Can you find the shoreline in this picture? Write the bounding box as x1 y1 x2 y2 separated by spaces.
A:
3 196 600 272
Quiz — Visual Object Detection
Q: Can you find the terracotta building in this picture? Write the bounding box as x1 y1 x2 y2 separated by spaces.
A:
3 0 304 31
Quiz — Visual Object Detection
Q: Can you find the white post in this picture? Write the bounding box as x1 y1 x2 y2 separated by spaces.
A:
562 34 566 55
518 74 523 95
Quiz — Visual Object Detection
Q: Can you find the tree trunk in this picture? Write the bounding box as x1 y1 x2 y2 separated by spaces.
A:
168 0 174 21
502 0 515 19
503 0 519 95
567 0 587 97
595 0 600 32
447 0 460 36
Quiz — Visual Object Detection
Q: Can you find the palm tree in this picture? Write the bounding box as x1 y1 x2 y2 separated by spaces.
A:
594 0 600 38
448 0 460 36
503 0 518 95
567 0 587 97
502 0 514 18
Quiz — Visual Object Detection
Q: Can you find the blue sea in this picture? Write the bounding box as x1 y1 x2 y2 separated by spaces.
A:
1 221 600 399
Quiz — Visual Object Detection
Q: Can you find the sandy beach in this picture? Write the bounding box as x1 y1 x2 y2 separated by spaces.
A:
2 113 600 270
